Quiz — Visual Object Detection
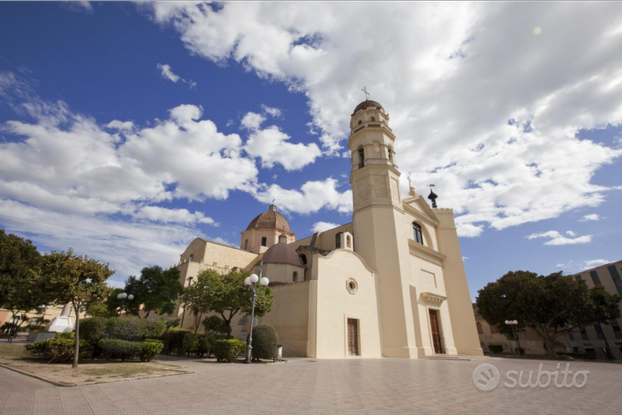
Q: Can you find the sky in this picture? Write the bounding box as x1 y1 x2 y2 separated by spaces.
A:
0 2 621 300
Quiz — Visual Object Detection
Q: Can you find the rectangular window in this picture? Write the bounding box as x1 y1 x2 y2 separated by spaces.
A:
568 333 575 341
575 275 582 281
611 319 622 340
594 324 605 340
581 328 589 340
608 265 622 296
261 237 267 247
590 271 602 287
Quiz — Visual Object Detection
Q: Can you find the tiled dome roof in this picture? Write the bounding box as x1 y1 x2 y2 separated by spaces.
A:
246 205 291 233
353 100 384 114
262 236 302 266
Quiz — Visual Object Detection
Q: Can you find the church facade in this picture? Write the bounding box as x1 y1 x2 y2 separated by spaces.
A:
176 100 483 358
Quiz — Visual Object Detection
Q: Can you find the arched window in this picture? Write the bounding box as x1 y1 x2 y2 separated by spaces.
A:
336 232 343 248
293 272 298 282
387 147 393 162
261 237 267 247
299 254 308 265
413 223 424 245
371 116 375 122
358 147 365 168
189 254 194 262
346 235 352 248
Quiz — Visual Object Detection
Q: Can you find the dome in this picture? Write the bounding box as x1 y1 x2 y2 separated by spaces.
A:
262 235 302 266
246 204 291 233
353 100 384 115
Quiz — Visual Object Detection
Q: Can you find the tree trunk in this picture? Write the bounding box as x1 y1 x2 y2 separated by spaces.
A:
72 301 80 369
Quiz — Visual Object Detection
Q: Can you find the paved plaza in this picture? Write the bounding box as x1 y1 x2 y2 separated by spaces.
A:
1 356 622 415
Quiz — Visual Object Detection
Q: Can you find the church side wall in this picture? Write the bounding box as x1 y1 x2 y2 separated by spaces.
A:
435 210 484 356
314 250 381 358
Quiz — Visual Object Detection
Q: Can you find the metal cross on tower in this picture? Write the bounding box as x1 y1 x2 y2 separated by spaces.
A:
361 86 370 100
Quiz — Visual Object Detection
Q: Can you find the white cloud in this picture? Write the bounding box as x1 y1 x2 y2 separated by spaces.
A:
255 178 352 215
580 213 601 222
62 1 93 13
240 112 266 131
585 259 609 268
566 230 576 236
311 221 339 233
557 258 611 273
261 104 282 118
133 206 217 226
149 2 622 236
526 230 592 246
156 63 197 88
106 120 135 131
455 222 484 238
244 126 321 171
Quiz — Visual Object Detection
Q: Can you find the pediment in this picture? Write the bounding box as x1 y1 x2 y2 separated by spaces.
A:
403 193 439 226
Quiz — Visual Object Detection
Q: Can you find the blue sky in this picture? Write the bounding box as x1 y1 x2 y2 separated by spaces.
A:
0 2 621 300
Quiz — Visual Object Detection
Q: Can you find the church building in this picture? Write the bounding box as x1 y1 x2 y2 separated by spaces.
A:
176 100 483 358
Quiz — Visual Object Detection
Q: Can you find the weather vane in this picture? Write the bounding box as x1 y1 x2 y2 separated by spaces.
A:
361 86 370 100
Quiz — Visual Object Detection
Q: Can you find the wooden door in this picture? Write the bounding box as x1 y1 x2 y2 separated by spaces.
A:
429 309 443 354
347 318 359 356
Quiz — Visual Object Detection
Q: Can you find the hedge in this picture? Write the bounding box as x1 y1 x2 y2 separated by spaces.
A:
163 328 193 355
213 339 245 362
251 324 279 360
79 317 107 358
99 339 163 361
26 332 91 363
182 333 199 356
105 318 142 341
139 340 164 362
140 319 166 340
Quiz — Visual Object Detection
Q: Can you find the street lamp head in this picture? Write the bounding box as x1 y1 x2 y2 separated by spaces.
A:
249 274 259 284
244 277 251 286
505 320 509 325
260 277 269 286
117 292 127 300
127 294 134 301
512 320 518 325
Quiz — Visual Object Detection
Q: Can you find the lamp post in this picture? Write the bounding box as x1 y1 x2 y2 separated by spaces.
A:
505 320 521 355
117 292 134 315
244 261 269 363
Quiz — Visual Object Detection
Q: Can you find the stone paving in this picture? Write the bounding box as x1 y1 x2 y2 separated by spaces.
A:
1 355 622 415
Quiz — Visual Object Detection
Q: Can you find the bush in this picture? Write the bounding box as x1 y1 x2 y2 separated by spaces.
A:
202 315 227 335
213 339 245 362
99 338 142 361
163 328 193 355
182 332 199 356
196 334 212 357
488 344 504 354
26 332 91 363
140 319 166 340
79 317 107 358
139 340 163 362
105 318 142 341
251 324 279 360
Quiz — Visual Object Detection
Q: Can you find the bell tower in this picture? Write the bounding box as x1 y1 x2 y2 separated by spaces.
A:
349 99 420 358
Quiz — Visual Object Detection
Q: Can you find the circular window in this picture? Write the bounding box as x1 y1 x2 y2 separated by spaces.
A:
346 278 358 294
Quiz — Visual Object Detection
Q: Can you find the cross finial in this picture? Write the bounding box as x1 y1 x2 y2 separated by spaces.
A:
361 86 370 100
272 198 275 204
407 176 412 189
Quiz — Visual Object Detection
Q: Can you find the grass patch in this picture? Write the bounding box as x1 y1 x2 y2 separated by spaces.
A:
80 364 162 378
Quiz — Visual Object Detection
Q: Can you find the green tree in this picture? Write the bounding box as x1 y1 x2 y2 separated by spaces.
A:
0 230 50 340
181 273 215 332
207 269 273 339
43 250 114 368
124 266 182 318
476 270 620 357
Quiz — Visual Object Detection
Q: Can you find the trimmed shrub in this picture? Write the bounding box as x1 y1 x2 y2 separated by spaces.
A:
79 317 107 358
99 339 142 361
105 318 142 341
488 344 504 354
182 332 199 356
26 332 91 363
251 324 279 360
196 334 212 357
139 340 163 362
213 339 245 362
140 319 166 340
163 328 193 355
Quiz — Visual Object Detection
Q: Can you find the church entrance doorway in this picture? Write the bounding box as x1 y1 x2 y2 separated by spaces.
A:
429 309 443 354
347 318 360 356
